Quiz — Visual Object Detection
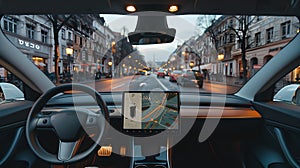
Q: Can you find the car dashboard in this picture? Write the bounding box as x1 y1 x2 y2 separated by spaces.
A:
39 92 262 167
0 91 263 168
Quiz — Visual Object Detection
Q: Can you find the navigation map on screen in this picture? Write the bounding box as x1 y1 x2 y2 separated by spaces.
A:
123 92 179 130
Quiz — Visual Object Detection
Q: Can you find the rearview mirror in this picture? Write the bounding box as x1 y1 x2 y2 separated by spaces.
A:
128 12 176 45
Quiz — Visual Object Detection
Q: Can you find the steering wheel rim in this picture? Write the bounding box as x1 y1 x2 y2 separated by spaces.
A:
25 83 109 164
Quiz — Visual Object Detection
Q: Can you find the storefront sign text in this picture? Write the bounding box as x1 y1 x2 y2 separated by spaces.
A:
18 39 40 50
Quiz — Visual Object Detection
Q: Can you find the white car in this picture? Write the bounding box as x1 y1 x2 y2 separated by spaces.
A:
0 82 24 103
274 84 300 103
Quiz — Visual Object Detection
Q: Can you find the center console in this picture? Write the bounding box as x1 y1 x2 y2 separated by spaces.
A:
122 91 180 168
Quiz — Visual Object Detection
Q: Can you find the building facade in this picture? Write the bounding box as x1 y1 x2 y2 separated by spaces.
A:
0 14 125 82
184 15 299 84
1 15 53 75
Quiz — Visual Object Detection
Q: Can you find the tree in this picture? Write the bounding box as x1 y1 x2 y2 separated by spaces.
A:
228 16 256 83
199 15 255 83
197 15 219 50
46 15 73 84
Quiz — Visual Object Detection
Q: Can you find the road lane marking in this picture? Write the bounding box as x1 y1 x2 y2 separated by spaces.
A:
154 77 169 91
112 83 126 89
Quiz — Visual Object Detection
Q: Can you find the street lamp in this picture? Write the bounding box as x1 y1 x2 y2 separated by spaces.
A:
217 53 225 81
66 47 73 69
218 53 224 61
65 47 73 82
182 51 188 69
97 59 101 70
108 60 113 78
183 48 202 72
189 61 195 69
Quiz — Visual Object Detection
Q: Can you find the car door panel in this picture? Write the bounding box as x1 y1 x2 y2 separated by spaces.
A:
0 101 44 167
0 127 23 166
0 101 32 128
251 101 300 168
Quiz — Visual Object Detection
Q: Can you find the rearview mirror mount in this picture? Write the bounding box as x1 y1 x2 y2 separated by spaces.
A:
128 12 176 45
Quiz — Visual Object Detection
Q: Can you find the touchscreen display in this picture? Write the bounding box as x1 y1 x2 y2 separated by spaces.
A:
123 91 179 130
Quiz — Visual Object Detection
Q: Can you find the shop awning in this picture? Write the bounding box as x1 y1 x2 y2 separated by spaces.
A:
200 63 212 70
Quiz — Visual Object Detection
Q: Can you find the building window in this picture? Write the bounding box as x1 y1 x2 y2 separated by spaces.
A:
41 30 48 43
246 36 251 48
229 19 233 27
266 27 274 43
61 46 66 56
281 21 291 39
223 35 226 44
229 63 233 76
61 29 66 39
229 34 235 43
256 16 261 22
254 32 261 46
236 40 241 50
75 35 78 44
3 16 18 33
26 24 35 39
68 31 72 41
246 16 252 24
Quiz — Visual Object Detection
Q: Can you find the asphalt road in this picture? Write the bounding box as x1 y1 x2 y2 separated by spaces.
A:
85 74 241 94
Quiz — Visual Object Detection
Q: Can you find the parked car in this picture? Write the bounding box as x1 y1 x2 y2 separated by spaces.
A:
274 84 300 103
156 69 165 78
169 70 182 82
177 69 204 88
0 82 24 103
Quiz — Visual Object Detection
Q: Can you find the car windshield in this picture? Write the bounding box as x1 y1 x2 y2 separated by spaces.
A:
0 14 298 94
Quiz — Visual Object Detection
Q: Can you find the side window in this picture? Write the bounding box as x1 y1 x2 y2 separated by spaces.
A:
274 67 300 104
0 66 25 105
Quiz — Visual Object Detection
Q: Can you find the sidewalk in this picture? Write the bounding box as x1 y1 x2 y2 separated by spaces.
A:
204 76 244 87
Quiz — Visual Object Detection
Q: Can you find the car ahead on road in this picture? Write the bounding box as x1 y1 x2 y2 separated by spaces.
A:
2 1 300 168
169 70 182 82
157 69 166 78
136 69 148 75
177 69 204 88
165 70 170 76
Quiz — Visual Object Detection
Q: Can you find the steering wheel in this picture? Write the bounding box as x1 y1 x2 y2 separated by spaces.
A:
25 84 109 164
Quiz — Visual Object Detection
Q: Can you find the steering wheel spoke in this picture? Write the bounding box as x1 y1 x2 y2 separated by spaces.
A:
58 140 81 161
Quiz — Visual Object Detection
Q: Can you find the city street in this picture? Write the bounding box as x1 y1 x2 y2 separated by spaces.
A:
85 74 240 94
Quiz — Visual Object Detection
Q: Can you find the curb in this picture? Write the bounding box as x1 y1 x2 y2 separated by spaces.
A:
204 80 243 87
